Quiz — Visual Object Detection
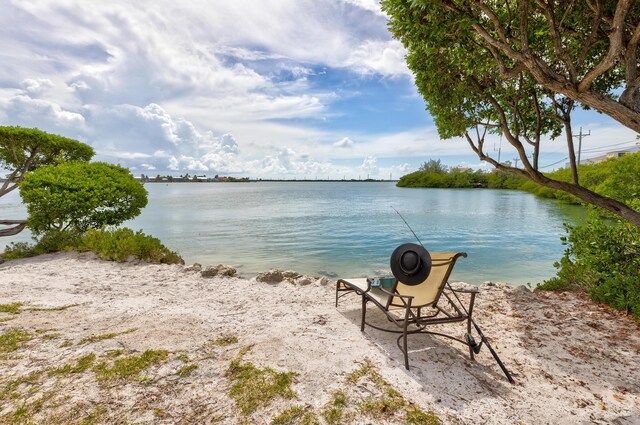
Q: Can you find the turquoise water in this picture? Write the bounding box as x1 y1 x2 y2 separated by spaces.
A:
0 182 584 284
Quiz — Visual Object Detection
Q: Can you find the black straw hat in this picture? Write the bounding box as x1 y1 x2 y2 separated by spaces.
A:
390 243 432 286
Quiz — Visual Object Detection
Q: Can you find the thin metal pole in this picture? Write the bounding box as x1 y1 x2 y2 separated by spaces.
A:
574 126 591 165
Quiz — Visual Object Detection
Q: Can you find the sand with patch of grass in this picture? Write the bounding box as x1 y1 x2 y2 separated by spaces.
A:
0 251 639 424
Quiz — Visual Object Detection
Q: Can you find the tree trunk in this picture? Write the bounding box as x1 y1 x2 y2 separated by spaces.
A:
0 219 28 237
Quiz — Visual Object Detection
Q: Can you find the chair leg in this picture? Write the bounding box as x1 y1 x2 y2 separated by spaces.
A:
335 282 339 307
360 295 367 332
402 320 410 370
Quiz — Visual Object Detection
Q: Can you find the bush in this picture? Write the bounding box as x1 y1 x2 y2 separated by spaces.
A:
2 242 37 260
1 230 81 260
20 161 147 235
79 228 183 264
2 228 183 265
539 217 640 319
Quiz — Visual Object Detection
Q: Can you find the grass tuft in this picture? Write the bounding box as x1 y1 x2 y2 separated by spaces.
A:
226 347 297 416
175 353 190 362
93 349 168 381
0 370 43 401
42 333 63 340
345 359 440 424
210 334 239 347
78 328 137 345
0 302 24 314
272 405 319 425
0 328 32 352
28 303 81 312
322 390 347 425
405 406 440 425
49 353 97 377
177 363 199 377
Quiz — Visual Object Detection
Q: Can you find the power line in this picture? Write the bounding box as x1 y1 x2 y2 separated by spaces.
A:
580 141 638 154
539 157 569 169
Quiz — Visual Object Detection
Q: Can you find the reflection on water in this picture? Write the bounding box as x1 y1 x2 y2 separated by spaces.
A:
1 182 585 285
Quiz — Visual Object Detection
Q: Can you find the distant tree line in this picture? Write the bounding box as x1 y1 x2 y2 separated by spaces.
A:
398 154 640 205
139 174 250 183
397 159 523 190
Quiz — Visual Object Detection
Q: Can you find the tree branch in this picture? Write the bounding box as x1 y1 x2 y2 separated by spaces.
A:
578 0 631 92
534 0 578 82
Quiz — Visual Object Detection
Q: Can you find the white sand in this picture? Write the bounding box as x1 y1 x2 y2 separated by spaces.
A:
1 252 639 424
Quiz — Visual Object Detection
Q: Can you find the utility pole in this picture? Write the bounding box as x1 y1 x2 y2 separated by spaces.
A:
573 127 591 165
513 157 519 168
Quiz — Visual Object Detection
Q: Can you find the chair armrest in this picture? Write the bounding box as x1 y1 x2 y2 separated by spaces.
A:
338 278 372 294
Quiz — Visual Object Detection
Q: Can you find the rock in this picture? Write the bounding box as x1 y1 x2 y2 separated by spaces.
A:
481 281 496 287
256 269 285 283
201 266 219 278
282 270 301 279
185 263 202 272
514 285 531 293
219 265 237 277
317 277 331 286
201 264 237 278
294 276 313 286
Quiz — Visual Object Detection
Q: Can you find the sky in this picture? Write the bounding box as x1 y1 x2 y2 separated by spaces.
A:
1 0 638 179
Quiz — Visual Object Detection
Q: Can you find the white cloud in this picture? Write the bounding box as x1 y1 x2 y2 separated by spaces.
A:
347 40 411 77
334 137 355 148
4 94 85 130
341 0 386 16
360 156 378 177
20 78 54 97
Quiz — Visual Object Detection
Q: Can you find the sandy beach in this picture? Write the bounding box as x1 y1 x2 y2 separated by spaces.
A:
1 251 639 424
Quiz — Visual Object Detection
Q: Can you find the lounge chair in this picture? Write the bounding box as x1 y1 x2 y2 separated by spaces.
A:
336 251 478 370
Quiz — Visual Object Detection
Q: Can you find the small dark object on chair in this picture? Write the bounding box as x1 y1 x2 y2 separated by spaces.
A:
390 243 432 285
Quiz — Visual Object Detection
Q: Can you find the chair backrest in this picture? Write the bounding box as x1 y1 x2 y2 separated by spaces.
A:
388 252 467 309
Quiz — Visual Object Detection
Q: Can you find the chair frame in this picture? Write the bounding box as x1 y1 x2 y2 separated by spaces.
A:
336 252 478 370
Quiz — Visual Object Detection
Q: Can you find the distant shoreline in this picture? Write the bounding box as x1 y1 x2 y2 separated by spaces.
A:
140 179 399 183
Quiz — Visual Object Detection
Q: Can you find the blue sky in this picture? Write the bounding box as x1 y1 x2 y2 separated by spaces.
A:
1 0 638 179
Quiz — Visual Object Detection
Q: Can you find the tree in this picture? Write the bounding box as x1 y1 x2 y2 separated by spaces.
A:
19 162 148 235
0 126 94 197
0 126 94 236
419 159 448 173
382 0 640 227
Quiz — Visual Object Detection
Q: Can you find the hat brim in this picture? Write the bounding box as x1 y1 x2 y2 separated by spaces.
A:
390 243 432 286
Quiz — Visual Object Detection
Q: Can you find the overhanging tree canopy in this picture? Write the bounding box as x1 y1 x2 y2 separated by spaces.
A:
382 0 640 226
0 126 95 197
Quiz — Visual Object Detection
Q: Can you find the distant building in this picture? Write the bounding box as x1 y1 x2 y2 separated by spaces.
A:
564 147 639 168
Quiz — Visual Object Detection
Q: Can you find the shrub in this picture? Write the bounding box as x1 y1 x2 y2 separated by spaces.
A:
2 228 183 265
20 161 147 235
79 228 183 264
539 217 640 318
1 230 81 260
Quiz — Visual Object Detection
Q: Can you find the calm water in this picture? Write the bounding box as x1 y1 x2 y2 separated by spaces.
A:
1 182 584 284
